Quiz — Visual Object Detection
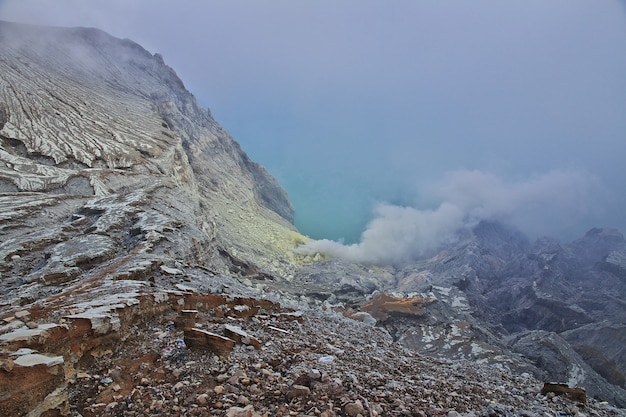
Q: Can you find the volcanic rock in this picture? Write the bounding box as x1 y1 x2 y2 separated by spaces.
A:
1 20 626 417
184 328 236 356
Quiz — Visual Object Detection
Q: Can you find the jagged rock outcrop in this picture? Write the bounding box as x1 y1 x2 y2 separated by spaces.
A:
0 20 301 286
285 220 626 407
291 221 626 407
287 259 395 305
507 330 626 407
367 222 626 407
562 323 626 391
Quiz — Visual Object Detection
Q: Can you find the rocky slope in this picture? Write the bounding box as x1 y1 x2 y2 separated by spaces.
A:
0 20 305 416
0 20 625 417
0 20 302 283
293 222 626 408
396 224 626 407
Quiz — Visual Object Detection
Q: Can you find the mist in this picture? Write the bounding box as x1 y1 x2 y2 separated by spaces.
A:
295 169 601 265
1 1 625 248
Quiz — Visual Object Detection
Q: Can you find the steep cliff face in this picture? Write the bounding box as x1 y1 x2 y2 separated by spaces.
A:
0 22 307 415
0 20 301 286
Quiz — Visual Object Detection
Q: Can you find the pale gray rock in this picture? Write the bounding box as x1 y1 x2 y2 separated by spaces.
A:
601 249 626 279
314 221 626 406
13 353 64 368
562 323 626 394
507 330 626 407
290 259 394 305
0 20 303 303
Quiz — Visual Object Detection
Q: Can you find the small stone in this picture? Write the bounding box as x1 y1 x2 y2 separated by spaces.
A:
196 393 209 405
130 389 141 401
350 311 377 325
111 384 121 392
213 385 225 394
161 265 183 275
217 373 229 382
173 381 184 390
25 321 39 329
344 400 365 417
225 405 256 417
172 368 183 378
151 399 163 411
237 395 250 405
1 359 14 372
308 369 322 380
287 384 311 399
318 355 335 363
14 310 30 319
448 411 462 417
224 325 262 350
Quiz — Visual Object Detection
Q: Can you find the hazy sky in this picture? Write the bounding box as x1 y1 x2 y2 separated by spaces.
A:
2 1 626 248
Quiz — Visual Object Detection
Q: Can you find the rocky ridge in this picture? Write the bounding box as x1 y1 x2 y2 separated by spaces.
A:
0 20 625 417
292 224 626 408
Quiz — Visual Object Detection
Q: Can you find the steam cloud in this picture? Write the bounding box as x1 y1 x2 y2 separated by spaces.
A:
295 169 600 265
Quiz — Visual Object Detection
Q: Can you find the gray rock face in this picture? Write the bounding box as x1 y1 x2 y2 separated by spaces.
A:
0 20 301 294
0 20 292 221
562 323 626 392
601 249 626 279
379 221 626 406
507 330 626 407
292 220 626 407
289 259 395 305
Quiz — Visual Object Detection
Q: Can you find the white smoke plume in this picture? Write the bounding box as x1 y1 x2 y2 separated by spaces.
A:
295 169 600 265
296 202 465 265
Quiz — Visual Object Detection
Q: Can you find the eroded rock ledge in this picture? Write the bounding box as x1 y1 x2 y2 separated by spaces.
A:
0 276 294 416
3 280 619 417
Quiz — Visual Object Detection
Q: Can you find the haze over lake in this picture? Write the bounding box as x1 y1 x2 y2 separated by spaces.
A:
2 0 625 244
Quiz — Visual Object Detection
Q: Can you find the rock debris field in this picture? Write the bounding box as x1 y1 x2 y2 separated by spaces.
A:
68 304 624 417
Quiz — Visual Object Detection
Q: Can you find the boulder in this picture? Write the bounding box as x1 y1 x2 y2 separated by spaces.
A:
224 324 261 350
184 328 235 356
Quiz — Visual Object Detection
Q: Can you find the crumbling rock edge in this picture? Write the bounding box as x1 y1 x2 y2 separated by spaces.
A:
2 278 623 417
